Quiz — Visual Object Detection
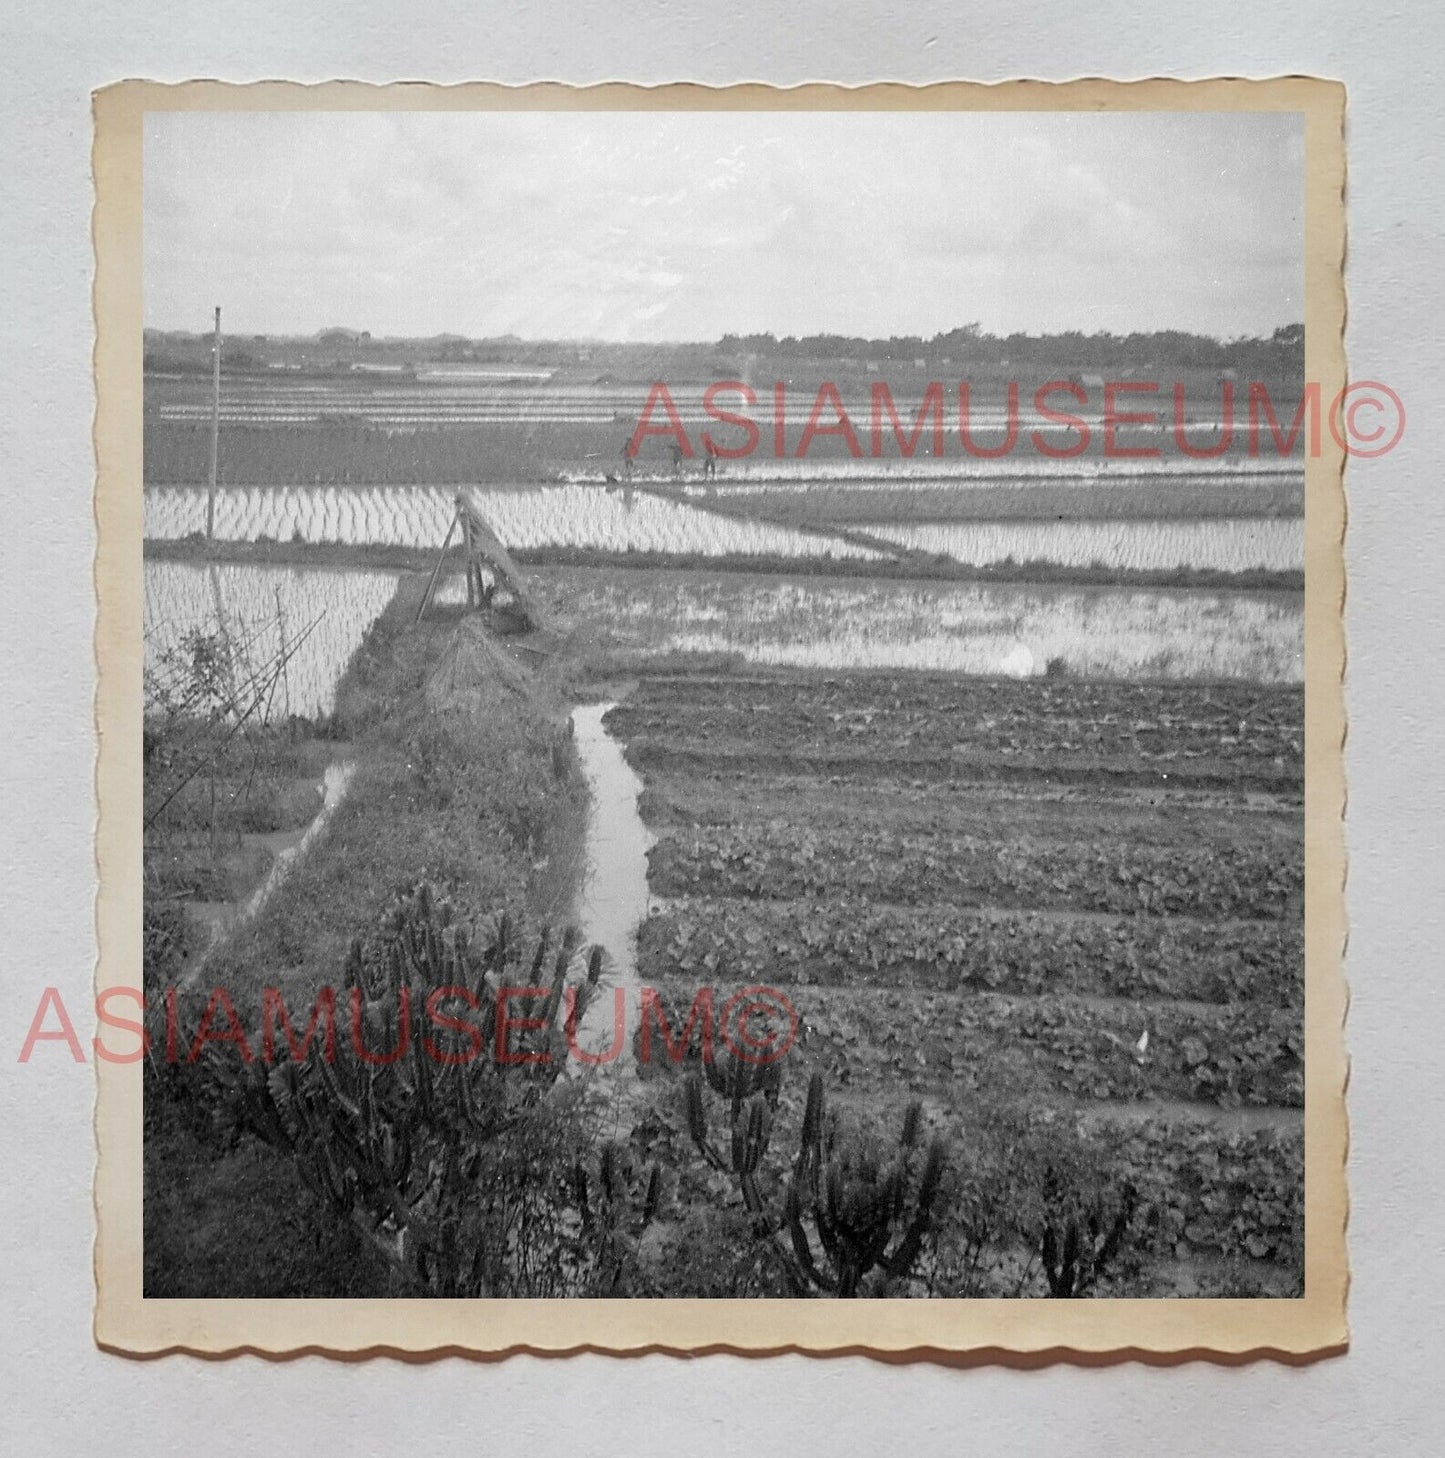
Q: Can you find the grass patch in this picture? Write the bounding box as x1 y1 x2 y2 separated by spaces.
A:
145 583 591 1295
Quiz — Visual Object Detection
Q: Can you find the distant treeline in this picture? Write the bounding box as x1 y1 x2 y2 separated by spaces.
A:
719 324 1305 374
144 323 1305 380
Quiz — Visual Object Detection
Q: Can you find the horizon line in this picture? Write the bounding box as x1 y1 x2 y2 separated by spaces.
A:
142 323 1307 347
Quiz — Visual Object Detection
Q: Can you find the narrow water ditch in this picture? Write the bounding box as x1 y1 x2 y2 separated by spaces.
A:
181 759 356 991
567 702 656 1082
239 760 356 922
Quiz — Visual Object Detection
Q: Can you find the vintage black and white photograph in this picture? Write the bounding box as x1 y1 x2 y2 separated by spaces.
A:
107 84 1341 1339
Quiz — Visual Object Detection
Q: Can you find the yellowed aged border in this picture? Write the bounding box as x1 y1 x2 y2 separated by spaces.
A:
95 77 1347 1360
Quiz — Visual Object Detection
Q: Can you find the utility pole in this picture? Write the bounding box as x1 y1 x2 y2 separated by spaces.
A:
206 305 221 543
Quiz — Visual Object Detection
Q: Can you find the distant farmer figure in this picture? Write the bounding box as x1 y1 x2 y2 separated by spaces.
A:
621 440 635 481
703 437 719 480
671 442 684 478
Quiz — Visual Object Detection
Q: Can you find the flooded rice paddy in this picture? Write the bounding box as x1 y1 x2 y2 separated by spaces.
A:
558 572 1303 682
143 557 1304 689
867 517 1303 573
143 484 880 560
144 478 1302 577
143 560 399 720
582 458 1304 487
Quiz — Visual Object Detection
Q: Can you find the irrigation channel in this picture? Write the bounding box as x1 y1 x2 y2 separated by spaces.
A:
239 761 356 923
179 759 356 991
567 702 656 1089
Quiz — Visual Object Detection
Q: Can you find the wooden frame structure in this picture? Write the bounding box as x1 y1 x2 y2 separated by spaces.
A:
415 491 544 630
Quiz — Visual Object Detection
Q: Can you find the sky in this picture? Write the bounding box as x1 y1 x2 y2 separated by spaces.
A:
144 108 1304 342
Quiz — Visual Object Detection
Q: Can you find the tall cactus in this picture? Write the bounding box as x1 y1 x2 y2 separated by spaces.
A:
684 1052 947 1297
1037 1159 1138 1298
685 1049 777 1221
220 880 619 1296
783 1072 947 1297
574 1141 664 1294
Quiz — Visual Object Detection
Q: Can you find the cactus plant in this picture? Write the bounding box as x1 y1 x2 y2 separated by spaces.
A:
783 1072 947 1297
574 1142 664 1293
215 880 616 1296
1037 1161 1138 1298
684 1050 947 1297
685 1044 782 1219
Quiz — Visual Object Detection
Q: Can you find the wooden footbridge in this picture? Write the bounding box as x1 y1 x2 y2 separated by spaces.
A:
415 490 546 631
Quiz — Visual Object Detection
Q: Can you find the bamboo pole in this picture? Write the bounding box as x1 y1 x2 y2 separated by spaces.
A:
206 305 221 543
207 559 242 717
465 511 479 609
415 506 462 625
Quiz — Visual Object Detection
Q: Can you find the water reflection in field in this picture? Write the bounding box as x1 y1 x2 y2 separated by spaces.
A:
143 560 399 719
143 483 878 560
553 573 1302 682
568 703 655 1076
144 557 1302 691
865 517 1303 574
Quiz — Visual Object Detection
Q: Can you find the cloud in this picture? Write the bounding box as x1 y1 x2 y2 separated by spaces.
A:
144 109 1303 340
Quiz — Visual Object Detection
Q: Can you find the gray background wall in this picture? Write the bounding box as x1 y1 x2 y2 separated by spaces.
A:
2 5 1440 1451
